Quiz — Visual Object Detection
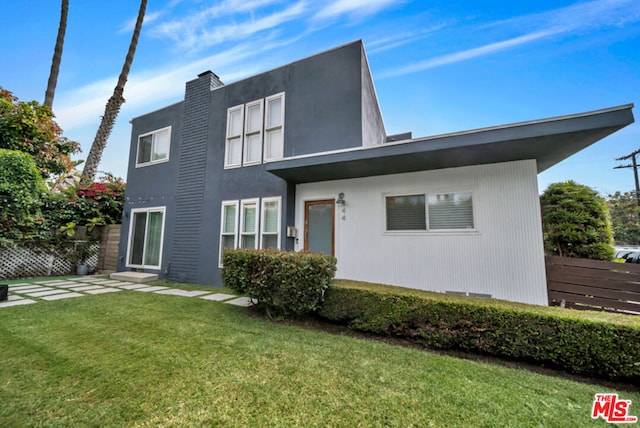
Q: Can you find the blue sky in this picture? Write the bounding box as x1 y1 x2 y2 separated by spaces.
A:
2 0 639 195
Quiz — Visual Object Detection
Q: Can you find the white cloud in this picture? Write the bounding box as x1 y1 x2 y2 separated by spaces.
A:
380 30 559 78
313 0 401 20
379 0 640 78
147 0 305 52
118 10 163 34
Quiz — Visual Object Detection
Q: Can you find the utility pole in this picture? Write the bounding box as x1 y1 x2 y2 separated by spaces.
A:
614 149 640 207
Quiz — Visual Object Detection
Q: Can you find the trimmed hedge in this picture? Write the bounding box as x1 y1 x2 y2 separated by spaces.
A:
318 281 640 382
221 249 337 317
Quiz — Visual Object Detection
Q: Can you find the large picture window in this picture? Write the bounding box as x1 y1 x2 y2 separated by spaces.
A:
385 191 475 232
127 207 166 269
136 127 171 167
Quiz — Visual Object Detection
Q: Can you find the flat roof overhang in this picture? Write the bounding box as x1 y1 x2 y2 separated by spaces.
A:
266 104 635 184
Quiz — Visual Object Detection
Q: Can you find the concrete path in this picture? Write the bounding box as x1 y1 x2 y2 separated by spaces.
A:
0 277 252 309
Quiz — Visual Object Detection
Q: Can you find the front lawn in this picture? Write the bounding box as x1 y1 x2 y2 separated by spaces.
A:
0 289 637 426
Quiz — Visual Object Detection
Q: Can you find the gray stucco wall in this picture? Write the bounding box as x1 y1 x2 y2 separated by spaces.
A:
361 46 386 147
117 102 183 275
119 40 372 286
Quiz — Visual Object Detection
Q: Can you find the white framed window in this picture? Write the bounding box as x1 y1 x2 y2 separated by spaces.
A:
264 92 284 162
126 206 166 269
219 201 239 265
225 105 244 168
385 191 475 232
136 127 171 167
243 99 263 165
428 192 474 230
260 197 281 249
386 194 426 231
240 199 259 249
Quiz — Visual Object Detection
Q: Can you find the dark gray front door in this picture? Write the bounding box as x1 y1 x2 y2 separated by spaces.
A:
304 200 334 256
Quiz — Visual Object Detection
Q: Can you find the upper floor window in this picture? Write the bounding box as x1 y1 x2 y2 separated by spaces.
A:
385 191 475 232
264 93 284 162
137 126 171 167
224 93 284 169
226 106 243 168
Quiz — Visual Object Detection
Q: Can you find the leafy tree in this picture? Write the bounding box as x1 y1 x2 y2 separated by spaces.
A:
540 181 614 260
607 191 640 245
0 88 80 178
82 0 147 182
0 149 46 245
44 0 68 109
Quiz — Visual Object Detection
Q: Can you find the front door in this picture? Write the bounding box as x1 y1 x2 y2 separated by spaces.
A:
304 200 335 256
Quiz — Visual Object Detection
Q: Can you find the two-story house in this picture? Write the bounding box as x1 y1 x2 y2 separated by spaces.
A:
118 40 634 306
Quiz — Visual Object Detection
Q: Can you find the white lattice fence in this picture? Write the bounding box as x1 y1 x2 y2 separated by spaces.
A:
0 243 99 280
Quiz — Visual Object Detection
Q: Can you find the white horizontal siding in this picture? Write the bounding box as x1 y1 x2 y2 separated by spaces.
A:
295 159 547 306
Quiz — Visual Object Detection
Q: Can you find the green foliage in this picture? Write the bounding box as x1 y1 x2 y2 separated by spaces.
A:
0 88 80 178
540 181 614 260
0 149 46 243
318 282 640 382
221 249 337 317
607 191 640 245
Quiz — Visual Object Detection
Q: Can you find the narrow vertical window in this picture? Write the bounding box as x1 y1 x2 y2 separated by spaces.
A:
127 207 166 269
261 197 281 249
225 106 243 168
219 201 239 265
136 127 171 166
244 100 263 165
264 93 284 161
240 199 259 249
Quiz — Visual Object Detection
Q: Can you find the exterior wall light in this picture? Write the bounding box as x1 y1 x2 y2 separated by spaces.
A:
336 192 346 205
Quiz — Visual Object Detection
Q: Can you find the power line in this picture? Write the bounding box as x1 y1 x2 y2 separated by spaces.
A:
614 149 640 207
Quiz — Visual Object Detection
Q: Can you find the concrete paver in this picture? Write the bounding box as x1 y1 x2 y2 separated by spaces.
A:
155 289 211 297
25 289 74 297
40 292 84 300
84 288 123 295
225 297 253 307
0 299 37 307
133 286 170 292
200 293 237 301
1 276 246 310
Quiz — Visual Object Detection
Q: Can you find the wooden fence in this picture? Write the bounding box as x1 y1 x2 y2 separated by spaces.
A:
546 255 640 315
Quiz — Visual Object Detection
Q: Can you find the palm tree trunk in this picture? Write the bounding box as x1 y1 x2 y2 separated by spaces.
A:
81 0 147 182
44 0 68 110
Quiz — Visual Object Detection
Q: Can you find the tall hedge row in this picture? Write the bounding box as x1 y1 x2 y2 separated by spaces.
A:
318 283 640 382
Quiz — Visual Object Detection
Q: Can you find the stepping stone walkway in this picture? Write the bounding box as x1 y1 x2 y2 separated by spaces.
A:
0 278 253 309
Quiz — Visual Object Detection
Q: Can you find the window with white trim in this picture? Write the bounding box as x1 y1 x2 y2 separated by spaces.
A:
261 197 281 249
428 192 474 230
244 100 263 165
126 207 166 269
220 201 239 262
224 93 285 168
225 106 243 168
136 127 171 167
385 191 474 231
219 197 282 265
264 93 284 161
240 199 259 249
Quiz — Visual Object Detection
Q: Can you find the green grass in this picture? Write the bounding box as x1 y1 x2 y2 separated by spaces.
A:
1 289 638 427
